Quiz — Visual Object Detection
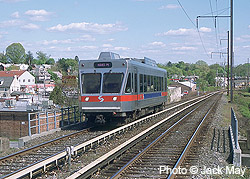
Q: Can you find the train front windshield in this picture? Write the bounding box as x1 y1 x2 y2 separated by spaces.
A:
82 73 101 94
103 73 124 93
81 73 124 94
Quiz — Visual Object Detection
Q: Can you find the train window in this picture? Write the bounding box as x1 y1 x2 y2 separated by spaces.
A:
135 73 137 93
154 76 157 91
103 73 124 93
125 73 132 93
144 75 147 92
140 74 143 93
132 73 134 93
147 75 150 92
161 77 163 91
165 77 167 91
82 73 101 94
158 77 161 91
150 76 154 92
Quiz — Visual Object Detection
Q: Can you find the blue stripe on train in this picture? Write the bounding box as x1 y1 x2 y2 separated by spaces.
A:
144 92 162 99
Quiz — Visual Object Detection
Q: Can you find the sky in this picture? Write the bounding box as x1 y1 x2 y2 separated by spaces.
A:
0 0 249 65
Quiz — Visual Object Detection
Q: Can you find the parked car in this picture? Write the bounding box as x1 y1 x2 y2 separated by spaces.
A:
183 90 189 95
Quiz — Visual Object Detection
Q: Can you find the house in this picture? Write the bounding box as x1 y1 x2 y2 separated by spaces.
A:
0 63 11 71
31 65 51 83
12 64 29 70
179 81 197 92
0 76 20 97
169 81 196 95
52 71 62 79
0 70 35 93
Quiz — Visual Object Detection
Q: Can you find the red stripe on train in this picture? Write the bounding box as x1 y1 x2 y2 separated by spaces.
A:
81 92 168 102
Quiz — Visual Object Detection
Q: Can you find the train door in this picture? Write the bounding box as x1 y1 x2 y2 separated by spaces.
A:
134 67 138 108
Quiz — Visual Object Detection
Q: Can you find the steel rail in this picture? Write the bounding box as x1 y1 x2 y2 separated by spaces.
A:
0 129 89 165
167 95 219 179
1 92 217 179
0 127 90 164
66 92 218 179
110 103 202 179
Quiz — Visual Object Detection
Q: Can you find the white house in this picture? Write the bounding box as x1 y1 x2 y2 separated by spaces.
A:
0 76 20 97
0 70 35 93
17 71 35 93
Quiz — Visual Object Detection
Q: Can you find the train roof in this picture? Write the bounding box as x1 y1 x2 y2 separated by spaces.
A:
98 52 158 67
80 52 166 73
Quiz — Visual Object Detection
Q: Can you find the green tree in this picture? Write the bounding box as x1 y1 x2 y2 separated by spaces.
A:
48 69 59 81
25 51 34 65
6 43 26 64
0 52 7 63
46 58 55 65
206 70 216 86
36 51 50 65
196 60 208 67
49 85 65 105
57 58 78 75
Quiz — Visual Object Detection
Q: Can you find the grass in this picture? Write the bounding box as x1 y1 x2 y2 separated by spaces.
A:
234 91 250 119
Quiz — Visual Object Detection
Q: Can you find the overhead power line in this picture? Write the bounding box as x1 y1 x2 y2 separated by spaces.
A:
176 0 210 58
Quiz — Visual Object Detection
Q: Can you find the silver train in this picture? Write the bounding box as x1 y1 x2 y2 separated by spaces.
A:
79 52 167 123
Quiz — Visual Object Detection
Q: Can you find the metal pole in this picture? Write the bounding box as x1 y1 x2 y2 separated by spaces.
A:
28 113 31 136
227 31 230 96
247 58 249 87
230 0 233 102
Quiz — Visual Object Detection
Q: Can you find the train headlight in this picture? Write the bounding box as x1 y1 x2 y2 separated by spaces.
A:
113 97 118 101
85 97 89 102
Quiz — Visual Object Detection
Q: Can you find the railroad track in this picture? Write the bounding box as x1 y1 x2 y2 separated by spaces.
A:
0 127 105 179
65 92 220 179
0 92 218 179
90 93 220 179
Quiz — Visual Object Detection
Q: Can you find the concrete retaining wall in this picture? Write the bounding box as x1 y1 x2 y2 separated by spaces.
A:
0 137 9 151
229 126 241 167
168 87 181 103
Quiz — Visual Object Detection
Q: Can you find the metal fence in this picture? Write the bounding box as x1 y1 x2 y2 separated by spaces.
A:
28 105 84 136
231 107 239 149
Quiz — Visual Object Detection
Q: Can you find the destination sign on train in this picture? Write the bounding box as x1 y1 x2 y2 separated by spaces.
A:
94 62 112 68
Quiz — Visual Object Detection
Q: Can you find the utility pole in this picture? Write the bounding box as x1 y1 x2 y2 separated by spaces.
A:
227 31 230 96
196 1 233 100
230 0 233 102
220 31 230 95
248 58 249 87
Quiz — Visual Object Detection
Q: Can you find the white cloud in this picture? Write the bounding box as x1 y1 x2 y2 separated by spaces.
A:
79 35 95 41
157 28 195 36
42 39 74 45
114 47 130 51
243 45 250 48
25 9 53 21
41 35 95 45
0 35 2 39
172 46 197 51
25 9 52 16
156 27 211 37
102 44 113 48
149 41 166 47
159 4 179 10
11 11 20 18
0 19 23 27
79 46 98 50
107 38 115 41
21 23 40 30
48 22 128 34
235 35 250 42
199 27 211 32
